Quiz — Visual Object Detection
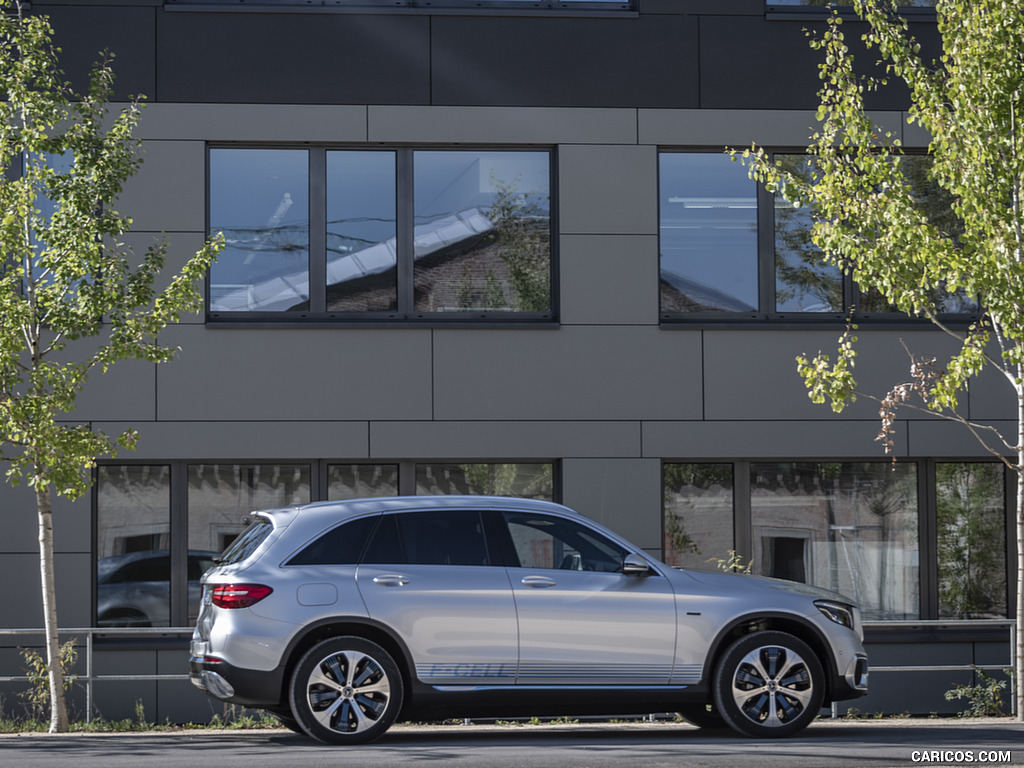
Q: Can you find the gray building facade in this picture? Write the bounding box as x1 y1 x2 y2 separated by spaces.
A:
0 0 1016 722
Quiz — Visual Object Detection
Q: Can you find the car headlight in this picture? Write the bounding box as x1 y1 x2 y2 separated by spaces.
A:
815 599 854 629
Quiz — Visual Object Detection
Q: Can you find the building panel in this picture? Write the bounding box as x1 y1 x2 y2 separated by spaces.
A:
369 420 642 460
156 11 431 104
561 457 663 550
559 234 659 326
559 144 659 235
432 326 702 421
43 6 156 102
430 14 699 108
154 326 434 421
367 106 637 145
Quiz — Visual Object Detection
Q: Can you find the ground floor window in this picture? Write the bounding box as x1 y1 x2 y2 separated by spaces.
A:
94 460 556 627
662 459 1012 622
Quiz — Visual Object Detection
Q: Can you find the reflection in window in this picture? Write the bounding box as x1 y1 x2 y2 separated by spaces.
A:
774 155 843 313
96 465 172 627
326 151 397 311
504 512 628 572
416 462 554 499
659 153 758 313
327 464 400 500
770 0 933 5
750 462 919 620
936 463 1007 619
209 149 310 312
413 151 551 313
663 464 734 569
187 464 311 554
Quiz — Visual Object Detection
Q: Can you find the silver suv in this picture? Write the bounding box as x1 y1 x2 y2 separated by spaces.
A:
190 496 868 743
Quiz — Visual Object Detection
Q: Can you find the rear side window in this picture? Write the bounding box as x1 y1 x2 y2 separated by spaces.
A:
217 517 273 565
287 515 379 566
361 510 490 566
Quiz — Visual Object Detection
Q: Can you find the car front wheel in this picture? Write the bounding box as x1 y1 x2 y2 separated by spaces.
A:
288 636 404 745
712 631 824 738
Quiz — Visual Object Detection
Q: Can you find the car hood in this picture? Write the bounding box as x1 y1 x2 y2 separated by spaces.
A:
673 567 855 604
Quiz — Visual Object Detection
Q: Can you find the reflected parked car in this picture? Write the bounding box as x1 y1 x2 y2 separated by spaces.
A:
190 497 868 743
97 550 219 627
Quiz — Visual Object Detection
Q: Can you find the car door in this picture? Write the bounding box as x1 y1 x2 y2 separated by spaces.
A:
355 508 518 687
499 511 678 685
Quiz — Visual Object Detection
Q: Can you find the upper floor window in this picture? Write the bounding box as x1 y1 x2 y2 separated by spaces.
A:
170 0 632 9
209 147 554 323
659 151 977 323
767 1 934 7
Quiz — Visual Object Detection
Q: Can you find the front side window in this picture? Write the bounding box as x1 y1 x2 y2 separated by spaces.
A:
209 147 554 322
503 513 628 572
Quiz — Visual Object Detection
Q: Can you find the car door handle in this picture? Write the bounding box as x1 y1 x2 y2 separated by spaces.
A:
372 574 410 587
521 576 557 588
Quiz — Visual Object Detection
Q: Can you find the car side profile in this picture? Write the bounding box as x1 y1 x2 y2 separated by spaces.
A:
189 496 868 743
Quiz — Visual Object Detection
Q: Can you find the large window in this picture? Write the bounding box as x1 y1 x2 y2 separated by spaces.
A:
659 151 976 322
751 462 919 621
936 463 1008 619
663 463 735 570
209 148 553 322
663 459 1012 623
96 466 172 627
95 460 556 627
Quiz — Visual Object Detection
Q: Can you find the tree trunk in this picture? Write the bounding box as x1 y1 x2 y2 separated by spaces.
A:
1017 394 1024 722
36 481 69 732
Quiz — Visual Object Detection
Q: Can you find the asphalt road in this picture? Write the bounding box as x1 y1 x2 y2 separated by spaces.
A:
1 718 1022 768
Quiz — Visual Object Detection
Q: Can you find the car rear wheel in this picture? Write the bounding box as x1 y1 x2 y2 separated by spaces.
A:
288 636 403 745
712 631 824 738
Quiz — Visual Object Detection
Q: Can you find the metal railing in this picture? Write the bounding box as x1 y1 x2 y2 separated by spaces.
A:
831 619 1017 717
0 627 193 723
1 621 1018 722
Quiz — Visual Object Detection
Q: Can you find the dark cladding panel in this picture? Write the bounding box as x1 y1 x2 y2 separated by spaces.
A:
44 8 156 101
156 12 430 104
431 15 698 109
700 16 940 111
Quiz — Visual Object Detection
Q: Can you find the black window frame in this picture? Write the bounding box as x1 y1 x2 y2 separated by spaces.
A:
93 458 560 629
206 145 559 328
661 458 1017 623
658 148 982 329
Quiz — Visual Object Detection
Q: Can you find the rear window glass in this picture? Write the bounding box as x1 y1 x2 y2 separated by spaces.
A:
287 515 379 566
217 517 273 565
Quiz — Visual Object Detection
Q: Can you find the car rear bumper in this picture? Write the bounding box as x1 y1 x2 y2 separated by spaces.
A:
189 654 286 708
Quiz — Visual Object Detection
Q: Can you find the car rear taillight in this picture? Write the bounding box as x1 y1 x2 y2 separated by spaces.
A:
210 584 273 609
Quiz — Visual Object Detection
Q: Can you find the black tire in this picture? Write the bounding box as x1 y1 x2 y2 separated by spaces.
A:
712 631 824 738
288 636 403 745
676 703 728 730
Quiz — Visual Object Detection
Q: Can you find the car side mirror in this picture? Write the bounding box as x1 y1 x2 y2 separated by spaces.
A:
622 553 651 576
